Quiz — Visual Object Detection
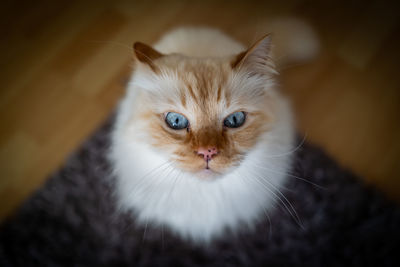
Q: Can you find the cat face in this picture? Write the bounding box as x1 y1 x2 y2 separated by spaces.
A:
128 36 277 178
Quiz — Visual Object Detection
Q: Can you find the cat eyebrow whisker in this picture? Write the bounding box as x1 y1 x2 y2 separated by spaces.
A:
86 40 133 52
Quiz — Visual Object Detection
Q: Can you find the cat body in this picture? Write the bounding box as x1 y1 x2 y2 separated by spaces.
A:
110 26 310 242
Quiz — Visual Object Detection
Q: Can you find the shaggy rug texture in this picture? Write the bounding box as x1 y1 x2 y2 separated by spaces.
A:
1 118 399 267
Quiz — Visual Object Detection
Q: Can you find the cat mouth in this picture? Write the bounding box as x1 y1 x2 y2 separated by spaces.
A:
196 163 223 179
205 159 211 169
204 159 216 172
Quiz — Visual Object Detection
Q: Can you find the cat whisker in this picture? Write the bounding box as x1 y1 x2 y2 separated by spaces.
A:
134 164 176 202
237 169 273 239
156 169 184 243
165 169 183 206
141 160 173 180
123 161 173 202
142 218 149 243
251 178 299 227
241 169 304 235
248 161 325 190
264 132 308 158
253 172 303 229
132 163 171 194
141 163 184 210
246 170 303 229
140 167 183 242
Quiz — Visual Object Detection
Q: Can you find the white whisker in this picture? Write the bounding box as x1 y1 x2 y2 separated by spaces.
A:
165 170 183 206
248 161 325 190
251 174 300 227
238 170 272 239
142 218 149 243
127 161 172 197
265 132 307 158
253 172 303 229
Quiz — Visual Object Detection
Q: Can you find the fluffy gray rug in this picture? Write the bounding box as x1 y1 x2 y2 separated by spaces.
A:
1 117 399 266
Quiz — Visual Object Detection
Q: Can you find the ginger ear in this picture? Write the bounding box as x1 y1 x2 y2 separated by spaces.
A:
133 42 164 72
231 34 277 75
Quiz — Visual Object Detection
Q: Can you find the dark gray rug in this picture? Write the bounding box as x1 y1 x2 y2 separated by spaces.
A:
1 117 399 266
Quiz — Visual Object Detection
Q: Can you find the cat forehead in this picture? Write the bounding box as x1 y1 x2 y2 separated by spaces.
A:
151 68 233 117
134 56 272 115
160 56 231 85
136 57 229 98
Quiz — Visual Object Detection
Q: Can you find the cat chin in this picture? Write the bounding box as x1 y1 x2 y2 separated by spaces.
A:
194 168 221 180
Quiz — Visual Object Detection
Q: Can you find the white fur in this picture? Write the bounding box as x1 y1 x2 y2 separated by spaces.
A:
110 27 296 243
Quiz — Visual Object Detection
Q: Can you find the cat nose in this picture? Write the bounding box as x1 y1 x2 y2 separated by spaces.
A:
197 147 218 161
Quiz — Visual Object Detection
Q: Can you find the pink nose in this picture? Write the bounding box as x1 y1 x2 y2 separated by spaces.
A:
197 147 218 161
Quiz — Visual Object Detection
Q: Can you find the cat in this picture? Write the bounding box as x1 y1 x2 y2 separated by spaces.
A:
110 22 318 243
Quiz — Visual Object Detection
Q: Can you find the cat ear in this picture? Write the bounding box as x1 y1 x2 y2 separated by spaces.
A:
133 42 164 72
231 34 277 75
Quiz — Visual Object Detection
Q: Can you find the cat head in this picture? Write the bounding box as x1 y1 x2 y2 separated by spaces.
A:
127 35 278 179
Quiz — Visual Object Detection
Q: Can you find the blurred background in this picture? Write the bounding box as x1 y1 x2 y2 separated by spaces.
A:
0 0 399 219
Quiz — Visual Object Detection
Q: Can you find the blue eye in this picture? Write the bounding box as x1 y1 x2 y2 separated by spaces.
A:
224 111 246 128
165 112 189 130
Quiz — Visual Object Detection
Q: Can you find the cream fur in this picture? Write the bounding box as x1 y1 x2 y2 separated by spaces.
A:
110 27 298 243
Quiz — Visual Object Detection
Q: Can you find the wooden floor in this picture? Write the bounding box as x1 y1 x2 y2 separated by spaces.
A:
1 0 399 219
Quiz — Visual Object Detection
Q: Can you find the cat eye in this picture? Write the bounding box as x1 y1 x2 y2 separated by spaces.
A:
165 112 189 130
224 111 246 128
